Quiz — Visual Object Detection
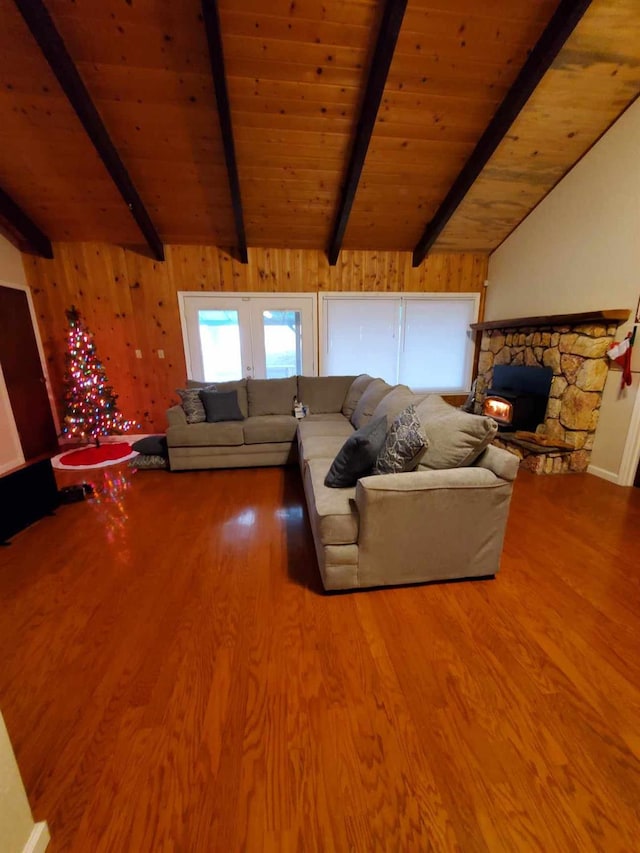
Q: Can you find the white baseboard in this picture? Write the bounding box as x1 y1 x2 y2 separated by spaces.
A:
22 821 50 853
587 464 620 484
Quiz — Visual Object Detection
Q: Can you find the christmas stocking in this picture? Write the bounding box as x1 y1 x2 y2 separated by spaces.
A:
607 333 633 389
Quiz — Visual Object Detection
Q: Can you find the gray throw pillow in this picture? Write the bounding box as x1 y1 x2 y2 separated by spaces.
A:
132 434 167 456
177 388 208 423
416 395 498 469
324 416 388 488
212 379 248 417
374 405 428 474
199 389 244 422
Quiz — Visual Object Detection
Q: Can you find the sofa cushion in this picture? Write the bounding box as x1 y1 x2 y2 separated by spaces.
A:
166 421 244 447
248 377 297 416
304 413 349 422
176 388 208 424
370 385 421 424
342 374 374 419
416 395 498 470
243 415 298 444
298 435 347 464
200 389 244 422
297 375 354 414
351 379 394 429
211 379 248 418
374 405 428 474
297 417 354 441
304 458 359 545
325 417 388 488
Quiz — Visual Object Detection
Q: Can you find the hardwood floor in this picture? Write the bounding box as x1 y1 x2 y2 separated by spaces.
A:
0 463 639 851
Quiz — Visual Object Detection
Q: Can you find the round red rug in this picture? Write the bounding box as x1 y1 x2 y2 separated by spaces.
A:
58 443 135 468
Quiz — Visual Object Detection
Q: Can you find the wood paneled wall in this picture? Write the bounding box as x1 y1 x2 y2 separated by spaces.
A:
24 244 488 432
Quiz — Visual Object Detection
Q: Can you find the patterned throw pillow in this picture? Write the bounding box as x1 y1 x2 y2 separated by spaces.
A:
374 405 428 474
177 388 208 423
130 454 168 470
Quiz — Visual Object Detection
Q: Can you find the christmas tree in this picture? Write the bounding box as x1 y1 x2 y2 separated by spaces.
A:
62 306 136 445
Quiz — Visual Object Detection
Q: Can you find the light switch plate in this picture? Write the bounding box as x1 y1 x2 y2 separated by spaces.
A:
135 349 142 359
157 349 165 359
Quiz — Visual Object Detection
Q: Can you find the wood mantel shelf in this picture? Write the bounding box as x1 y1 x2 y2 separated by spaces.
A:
470 309 630 332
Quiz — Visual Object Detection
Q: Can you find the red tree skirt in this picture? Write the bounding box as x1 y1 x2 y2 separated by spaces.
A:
57 442 136 468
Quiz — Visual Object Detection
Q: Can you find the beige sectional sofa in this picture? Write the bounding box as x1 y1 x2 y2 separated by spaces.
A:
166 375 518 591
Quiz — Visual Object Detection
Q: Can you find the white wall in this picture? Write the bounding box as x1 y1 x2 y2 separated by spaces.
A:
487 99 640 482
0 235 27 473
0 711 49 853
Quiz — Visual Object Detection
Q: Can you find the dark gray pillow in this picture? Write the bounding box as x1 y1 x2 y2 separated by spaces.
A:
374 405 428 474
199 389 244 422
132 435 167 456
324 416 387 488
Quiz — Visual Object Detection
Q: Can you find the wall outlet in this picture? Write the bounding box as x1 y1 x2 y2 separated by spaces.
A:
157 349 165 359
135 349 142 359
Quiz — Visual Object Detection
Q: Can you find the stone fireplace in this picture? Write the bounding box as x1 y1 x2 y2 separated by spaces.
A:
472 310 630 474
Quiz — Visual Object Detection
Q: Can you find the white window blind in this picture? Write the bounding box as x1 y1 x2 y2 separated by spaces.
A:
324 297 400 384
322 294 478 393
400 297 477 392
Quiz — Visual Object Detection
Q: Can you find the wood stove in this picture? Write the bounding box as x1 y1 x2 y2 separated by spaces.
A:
483 365 553 431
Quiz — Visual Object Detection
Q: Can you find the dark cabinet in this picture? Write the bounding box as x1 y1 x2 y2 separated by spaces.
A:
0 458 59 544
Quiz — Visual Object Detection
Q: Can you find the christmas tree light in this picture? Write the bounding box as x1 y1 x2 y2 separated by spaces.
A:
61 306 137 445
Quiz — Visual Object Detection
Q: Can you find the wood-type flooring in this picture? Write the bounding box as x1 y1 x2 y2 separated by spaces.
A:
0 463 638 851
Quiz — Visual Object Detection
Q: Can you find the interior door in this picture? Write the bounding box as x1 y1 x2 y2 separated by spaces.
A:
0 285 58 460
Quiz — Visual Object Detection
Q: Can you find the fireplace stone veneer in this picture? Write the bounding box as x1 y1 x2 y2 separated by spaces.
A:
476 321 618 473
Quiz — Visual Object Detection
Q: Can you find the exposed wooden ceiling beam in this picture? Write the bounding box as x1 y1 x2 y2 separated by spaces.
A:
0 186 53 258
201 0 248 264
13 0 164 262
412 0 593 267
327 0 408 266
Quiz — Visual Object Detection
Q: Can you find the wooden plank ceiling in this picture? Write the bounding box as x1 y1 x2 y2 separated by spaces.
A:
0 0 638 256
435 0 640 251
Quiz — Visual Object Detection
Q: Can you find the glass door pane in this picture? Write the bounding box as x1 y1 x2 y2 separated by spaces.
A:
250 296 316 378
262 310 302 378
181 295 252 382
198 309 242 382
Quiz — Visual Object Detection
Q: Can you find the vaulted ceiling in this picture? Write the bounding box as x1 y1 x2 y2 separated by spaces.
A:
0 0 638 262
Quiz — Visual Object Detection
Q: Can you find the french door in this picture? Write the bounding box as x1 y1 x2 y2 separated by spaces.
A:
179 293 317 382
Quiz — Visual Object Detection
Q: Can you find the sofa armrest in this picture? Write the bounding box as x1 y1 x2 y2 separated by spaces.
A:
166 405 187 428
472 444 519 481
354 467 514 588
357 466 504 492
